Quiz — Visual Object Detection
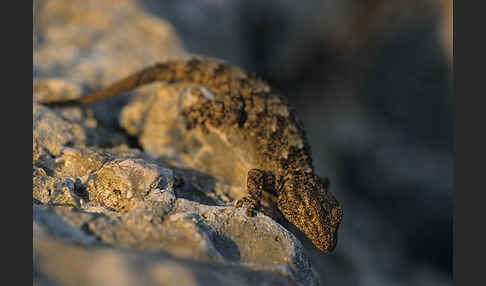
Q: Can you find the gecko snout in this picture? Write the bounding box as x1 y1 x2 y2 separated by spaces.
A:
277 171 344 253
330 206 343 226
308 210 342 253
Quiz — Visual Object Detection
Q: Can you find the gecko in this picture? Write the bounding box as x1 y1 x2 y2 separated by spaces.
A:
38 56 343 253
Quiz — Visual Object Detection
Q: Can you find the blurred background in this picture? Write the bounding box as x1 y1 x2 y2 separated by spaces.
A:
34 0 453 285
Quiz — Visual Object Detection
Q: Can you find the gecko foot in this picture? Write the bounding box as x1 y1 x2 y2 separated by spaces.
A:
235 169 276 217
234 197 258 216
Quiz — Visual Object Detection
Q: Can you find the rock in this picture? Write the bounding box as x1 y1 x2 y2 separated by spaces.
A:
34 0 184 86
34 0 186 128
119 85 256 201
34 235 305 286
33 142 318 285
33 1 319 284
33 117 318 284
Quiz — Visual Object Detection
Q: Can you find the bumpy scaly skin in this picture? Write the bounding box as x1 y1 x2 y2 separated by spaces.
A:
39 57 343 253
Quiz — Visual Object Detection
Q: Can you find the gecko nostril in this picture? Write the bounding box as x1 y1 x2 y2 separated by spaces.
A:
331 206 343 223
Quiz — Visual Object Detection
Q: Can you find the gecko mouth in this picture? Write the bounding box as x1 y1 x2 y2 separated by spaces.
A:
298 222 339 253
317 207 343 252
297 206 343 253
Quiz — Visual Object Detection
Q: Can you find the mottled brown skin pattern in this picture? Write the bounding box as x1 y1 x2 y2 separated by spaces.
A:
40 57 343 253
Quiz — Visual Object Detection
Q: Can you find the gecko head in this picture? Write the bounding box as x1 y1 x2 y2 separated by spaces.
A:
278 172 343 253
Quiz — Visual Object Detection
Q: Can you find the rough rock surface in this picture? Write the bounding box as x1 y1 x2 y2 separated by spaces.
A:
33 1 318 285
33 100 317 286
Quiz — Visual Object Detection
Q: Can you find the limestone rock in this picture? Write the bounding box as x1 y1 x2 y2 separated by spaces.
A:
33 1 319 285
33 86 319 285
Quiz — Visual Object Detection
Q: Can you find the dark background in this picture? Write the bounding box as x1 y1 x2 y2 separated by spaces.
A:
137 0 453 285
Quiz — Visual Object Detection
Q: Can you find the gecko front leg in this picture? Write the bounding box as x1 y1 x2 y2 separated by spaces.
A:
235 168 275 217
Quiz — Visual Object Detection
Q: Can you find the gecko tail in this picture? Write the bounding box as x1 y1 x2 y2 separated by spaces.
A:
37 57 259 106
38 67 159 106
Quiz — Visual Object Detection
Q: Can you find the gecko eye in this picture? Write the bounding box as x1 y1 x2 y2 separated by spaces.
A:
306 209 313 217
